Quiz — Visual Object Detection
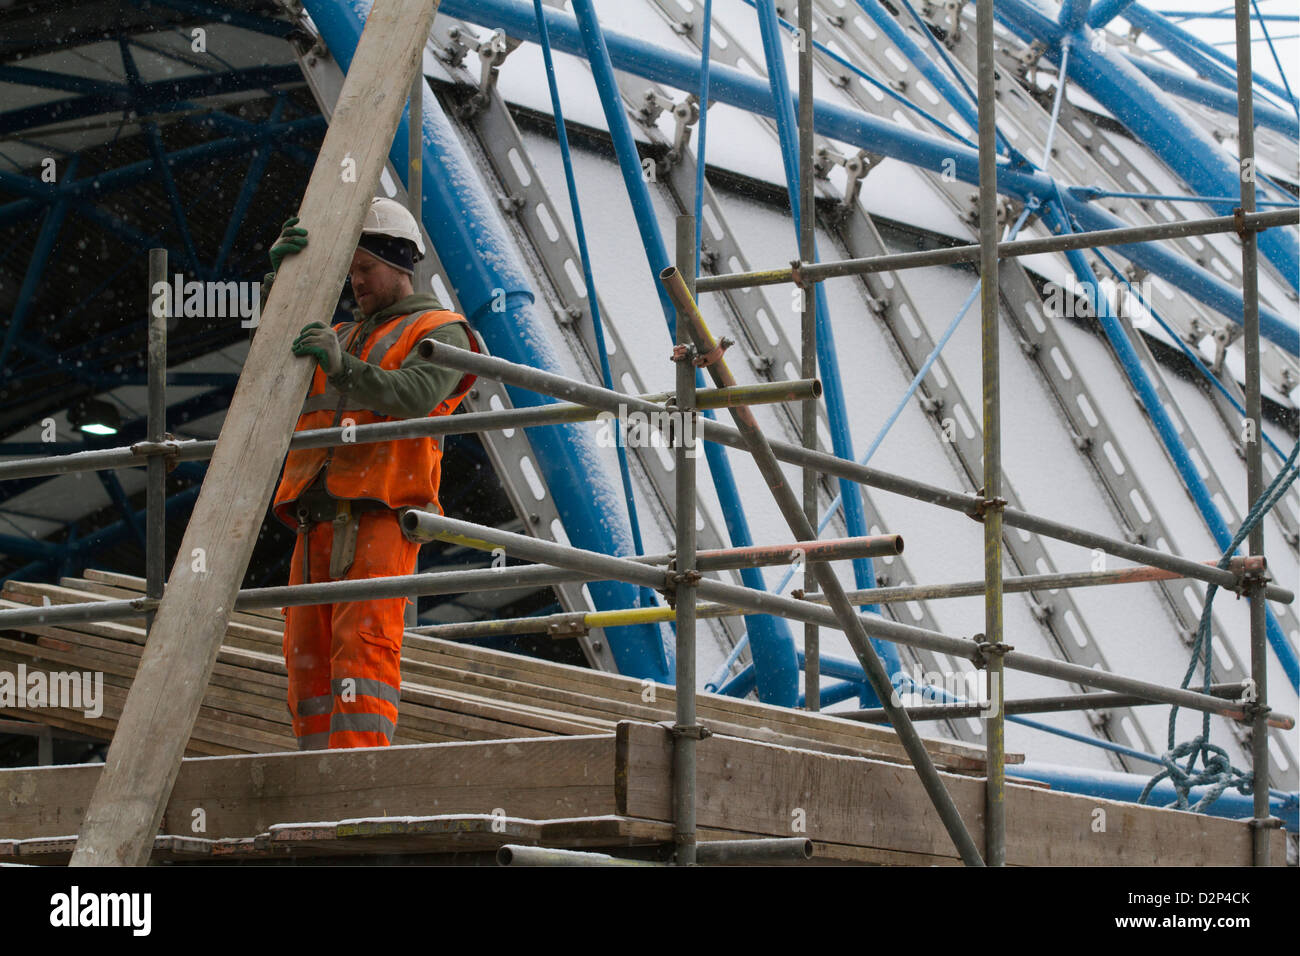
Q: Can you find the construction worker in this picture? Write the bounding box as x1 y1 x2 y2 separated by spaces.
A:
265 197 482 750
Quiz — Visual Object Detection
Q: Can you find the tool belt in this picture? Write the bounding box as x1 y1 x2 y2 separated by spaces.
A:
293 497 390 581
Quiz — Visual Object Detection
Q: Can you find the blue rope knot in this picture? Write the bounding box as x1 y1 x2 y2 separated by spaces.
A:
1140 437 1299 816
1140 736 1254 812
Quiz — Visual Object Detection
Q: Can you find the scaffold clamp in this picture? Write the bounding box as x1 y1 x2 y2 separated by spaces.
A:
972 633 1014 668
970 490 1008 523
660 721 712 741
694 337 732 368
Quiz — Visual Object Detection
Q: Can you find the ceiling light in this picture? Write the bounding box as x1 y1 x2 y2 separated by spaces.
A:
68 398 121 436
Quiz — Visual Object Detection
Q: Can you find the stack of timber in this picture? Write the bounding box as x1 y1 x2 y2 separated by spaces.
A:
0 569 1004 771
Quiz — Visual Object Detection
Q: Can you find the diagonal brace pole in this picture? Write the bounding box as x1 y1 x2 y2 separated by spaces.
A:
657 267 985 866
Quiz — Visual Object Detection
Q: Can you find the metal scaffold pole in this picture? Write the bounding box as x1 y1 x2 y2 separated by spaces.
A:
693 209 1299 292
975 0 1006 868
145 249 167 635
673 214 700 865
1233 0 1273 868
406 55 425 632
798 0 820 714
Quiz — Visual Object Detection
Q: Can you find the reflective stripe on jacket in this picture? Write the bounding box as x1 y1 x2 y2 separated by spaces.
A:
272 309 479 527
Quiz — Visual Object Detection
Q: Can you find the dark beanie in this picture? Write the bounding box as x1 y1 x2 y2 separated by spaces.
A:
357 232 418 275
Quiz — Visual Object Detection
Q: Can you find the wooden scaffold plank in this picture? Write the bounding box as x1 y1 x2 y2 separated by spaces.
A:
68 0 444 867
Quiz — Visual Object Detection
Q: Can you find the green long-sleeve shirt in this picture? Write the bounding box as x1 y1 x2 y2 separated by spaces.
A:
263 278 473 510
326 293 471 420
258 274 471 420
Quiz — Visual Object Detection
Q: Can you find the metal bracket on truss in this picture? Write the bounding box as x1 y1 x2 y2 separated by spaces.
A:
439 24 473 68
813 146 882 222
1084 708 1114 736
939 0 968 50
1015 39 1048 82
965 195 1019 230
449 27 522 118
638 91 699 167
1210 323 1242 378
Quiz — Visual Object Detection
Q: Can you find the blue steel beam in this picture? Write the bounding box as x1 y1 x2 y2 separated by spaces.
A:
0 462 207 579
303 0 671 683
0 156 78 372
119 40 204 279
212 102 283 274
0 559 55 585
1059 0 1094 32
439 0 1298 355
754 0 900 700
97 470 147 551
1088 0 1137 27
184 107 322 169
0 66 130 98
995 0 1298 287
0 115 325 226
123 0 297 38
1104 4 1299 110
1039 201 1299 689
1010 762 1298 831
1159 9 1298 21
1127 55 1299 138
568 0 798 701
0 64 303 136
76 480 202 558
0 534 62 560
853 0 983 137
2 142 257 383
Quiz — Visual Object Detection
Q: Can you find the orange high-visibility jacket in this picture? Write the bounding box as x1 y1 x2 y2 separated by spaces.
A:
272 309 479 527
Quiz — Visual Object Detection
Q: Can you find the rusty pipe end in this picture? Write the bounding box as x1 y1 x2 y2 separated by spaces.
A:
810 378 823 399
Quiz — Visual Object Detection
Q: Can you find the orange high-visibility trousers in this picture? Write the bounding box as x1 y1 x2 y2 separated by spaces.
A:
281 509 418 749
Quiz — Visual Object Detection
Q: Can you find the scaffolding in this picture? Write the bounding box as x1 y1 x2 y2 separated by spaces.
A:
0 0 1296 866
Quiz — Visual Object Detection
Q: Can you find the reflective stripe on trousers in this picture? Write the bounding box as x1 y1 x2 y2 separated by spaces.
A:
282 509 417 749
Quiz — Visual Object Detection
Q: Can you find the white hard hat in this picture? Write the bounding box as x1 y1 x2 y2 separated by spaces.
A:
361 196 426 259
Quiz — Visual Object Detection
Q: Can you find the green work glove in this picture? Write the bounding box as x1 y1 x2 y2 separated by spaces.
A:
292 322 343 374
268 216 308 274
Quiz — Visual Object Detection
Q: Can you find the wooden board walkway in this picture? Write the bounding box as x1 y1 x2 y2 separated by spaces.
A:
0 722 1279 865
